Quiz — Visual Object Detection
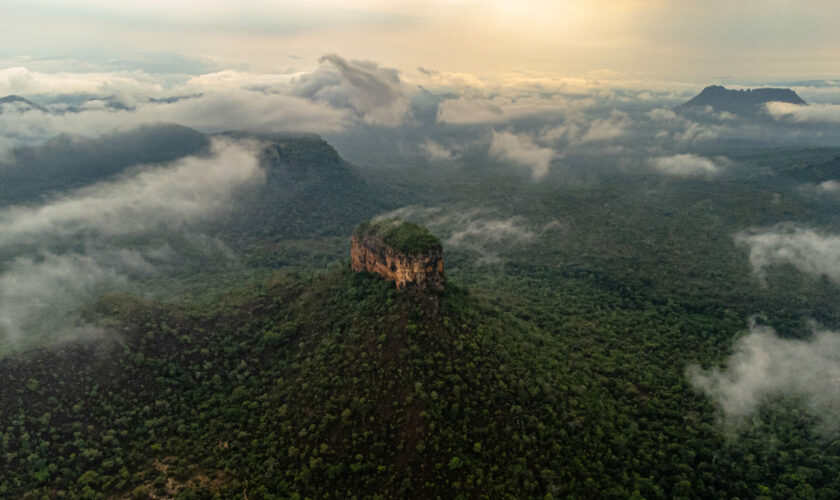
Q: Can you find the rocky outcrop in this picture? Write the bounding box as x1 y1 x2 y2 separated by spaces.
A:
350 220 445 292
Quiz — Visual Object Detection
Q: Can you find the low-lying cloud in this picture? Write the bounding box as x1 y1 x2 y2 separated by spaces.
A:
0 91 347 156
420 140 457 162
0 138 263 245
580 110 632 143
649 154 724 178
688 319 840 432
0 137 264 349
767 101 840 123
376 205 559 263
489 131 555 179
734 224 840 284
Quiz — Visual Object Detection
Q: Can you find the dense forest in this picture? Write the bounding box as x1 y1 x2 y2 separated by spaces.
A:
2 130 840 498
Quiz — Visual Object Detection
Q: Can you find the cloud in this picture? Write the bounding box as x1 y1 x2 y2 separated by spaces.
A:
767 101 840 123
375 205 559 263
489 131 555 179
818 180 840 194
436 94 587 125
539 123 581 144
687 318 840 432
0 66 164 97
649 108 680 122
290 54 409 126
799 179 840 199
648 154 724 178
420 140 456 162
0 91 348 157
734 225 840 284
0 138 263 245
436 97 506 124
444 216 542 263
580 110 632 142
0 137 263 348
0 248 163 343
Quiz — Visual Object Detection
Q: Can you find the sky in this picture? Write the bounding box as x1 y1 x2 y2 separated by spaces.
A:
2 0 840 82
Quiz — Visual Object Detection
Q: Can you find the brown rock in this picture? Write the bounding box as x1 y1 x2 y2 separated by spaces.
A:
350 234 445 292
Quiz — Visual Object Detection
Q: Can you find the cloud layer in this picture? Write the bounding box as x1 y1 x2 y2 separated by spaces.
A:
0 137 264 347
489 131 555 179
735 225 840 284
688 319 840 431
649 154 724 178
376 205 558 263
0 138 263 244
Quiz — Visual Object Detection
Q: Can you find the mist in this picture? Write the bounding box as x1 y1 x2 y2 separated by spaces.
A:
688 318 840 433
735 225 840 285
0 137 265 351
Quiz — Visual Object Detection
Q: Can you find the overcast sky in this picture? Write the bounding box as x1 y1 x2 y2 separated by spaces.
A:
2 0 839 83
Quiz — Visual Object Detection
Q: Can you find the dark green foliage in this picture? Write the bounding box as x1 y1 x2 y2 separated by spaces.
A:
2 264 840 499
355 218 441 255
218 134 387 242
4 132 840 499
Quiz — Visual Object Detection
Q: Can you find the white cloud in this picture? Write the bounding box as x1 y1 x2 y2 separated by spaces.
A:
0 137 262 347
436 94 587 125
0 249 161 342
291 54 409 127
0 138 264 245
0 90 348 155
539 123 581 144
649 108 680 122
376 205 559 264
818 180 840 194
688 318 840 432
580 110 632 142
649 153 723 178
0 66 164 97
489 130 555 179
767 101 840 123
735 224 840 284
420 140 456 162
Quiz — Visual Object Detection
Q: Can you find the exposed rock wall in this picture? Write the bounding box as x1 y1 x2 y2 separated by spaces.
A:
350 234 445 291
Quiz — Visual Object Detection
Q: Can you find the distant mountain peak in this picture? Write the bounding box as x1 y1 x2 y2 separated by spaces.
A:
676 85 806 116
0 94 46 113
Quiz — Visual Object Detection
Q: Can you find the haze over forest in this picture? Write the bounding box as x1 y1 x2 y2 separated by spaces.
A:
3 1 840 499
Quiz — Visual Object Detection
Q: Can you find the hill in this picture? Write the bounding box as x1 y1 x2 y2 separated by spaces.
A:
0 266 569 498
0 125 386 239
676 85 806 116
0 94 47 114
0 124 210 206
3 232 840 497
216 132 387 243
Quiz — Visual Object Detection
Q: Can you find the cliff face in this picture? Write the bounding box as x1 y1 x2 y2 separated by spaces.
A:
351 234 445 292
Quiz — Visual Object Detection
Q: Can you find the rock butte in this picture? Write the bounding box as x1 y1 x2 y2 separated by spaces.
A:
350 223 445 292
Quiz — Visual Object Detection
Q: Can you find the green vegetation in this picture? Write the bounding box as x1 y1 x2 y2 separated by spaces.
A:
2 263 840 499
3 134 840 498
355 218 441 255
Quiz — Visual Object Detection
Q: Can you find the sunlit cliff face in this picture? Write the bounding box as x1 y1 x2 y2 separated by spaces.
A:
350 234 445 292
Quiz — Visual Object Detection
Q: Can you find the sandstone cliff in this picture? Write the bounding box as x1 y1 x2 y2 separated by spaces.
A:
350 219 444 292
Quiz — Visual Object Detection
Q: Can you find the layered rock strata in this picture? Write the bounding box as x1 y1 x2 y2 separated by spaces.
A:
350 233 444 292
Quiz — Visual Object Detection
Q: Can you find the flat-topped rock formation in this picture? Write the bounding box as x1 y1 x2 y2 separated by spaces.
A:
676 85 807 116
350 218 444 292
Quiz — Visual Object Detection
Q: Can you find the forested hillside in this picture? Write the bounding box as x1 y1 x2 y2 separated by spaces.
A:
2 128 840 499
2 261 840 499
